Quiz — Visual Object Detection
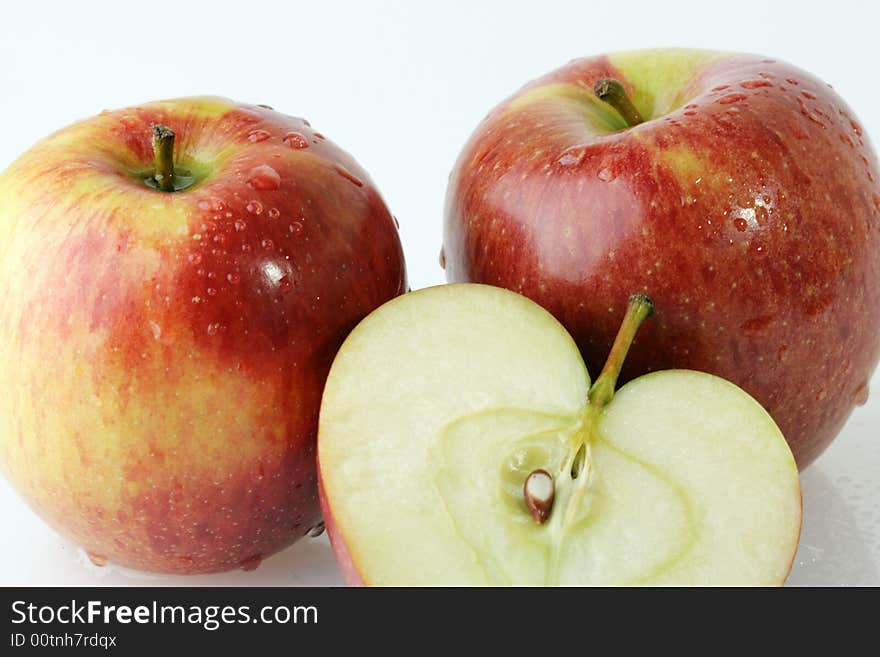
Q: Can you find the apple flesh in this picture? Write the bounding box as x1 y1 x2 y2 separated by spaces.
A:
318 285 801 585
0 97 406 573
443 49 880 467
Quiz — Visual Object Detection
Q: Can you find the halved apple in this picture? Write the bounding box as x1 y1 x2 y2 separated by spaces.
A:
318 284 802 585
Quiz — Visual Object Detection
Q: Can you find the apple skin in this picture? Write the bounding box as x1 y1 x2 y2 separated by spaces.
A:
0 97 406 573
318 464 364 586
444 50 880 467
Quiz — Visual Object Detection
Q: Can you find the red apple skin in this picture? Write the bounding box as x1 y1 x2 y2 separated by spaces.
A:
0 97 406 573
444 51 880 467
318 464 364 586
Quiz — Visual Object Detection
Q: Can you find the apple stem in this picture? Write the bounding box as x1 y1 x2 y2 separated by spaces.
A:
588 294 654 408
151 125 177 192
593 78 644 127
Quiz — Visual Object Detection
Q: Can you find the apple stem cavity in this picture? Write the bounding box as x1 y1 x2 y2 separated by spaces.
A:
524 469 555 524
588 294 654 408
151 125 177 192
593 78 644 128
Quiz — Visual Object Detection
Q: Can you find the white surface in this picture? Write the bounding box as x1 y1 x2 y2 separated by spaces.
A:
0 0 878 586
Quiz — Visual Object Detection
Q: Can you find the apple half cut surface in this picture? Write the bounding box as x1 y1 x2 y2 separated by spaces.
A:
318 284 802 586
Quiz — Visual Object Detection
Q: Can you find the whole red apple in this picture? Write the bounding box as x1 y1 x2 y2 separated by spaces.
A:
0 97 406 573
443 49 880 467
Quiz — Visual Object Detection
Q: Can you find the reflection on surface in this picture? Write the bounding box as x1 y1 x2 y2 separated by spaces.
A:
787 466 879 586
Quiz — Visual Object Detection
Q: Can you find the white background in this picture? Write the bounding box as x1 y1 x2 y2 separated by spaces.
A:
0 0 878 585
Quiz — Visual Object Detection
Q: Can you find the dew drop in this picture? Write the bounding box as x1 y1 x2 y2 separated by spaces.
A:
188 252 202 265
854 382 870 406
283 132 309 149
261 238 275 251
198 198 227 213
801 91 817 100
308 522 326 538
241 243 252 253
246 200 264 215
597 167 615 182
439 247 446 269
313 132 325 140
279 276 293 293
207 323 220 336
786 78 799 85
753 241 766 254
227 272 240 285
206 287 217 296
557 152 582 167
239 554 263 571
87 552 108 567
332 164 364 187
246 164 281 191
289 221 303 235
247 129 271 143
741 79 773 89
733 217 748 232
718 93 747 105
711 84 730 92
267 207 280 219
176 556 194 569
392 215 400 229
234 219 247 232
684 110 697 116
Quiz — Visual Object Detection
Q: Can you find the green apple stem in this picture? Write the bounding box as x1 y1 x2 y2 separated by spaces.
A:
587 294 654 408
151 125 176 192
594 78 644 127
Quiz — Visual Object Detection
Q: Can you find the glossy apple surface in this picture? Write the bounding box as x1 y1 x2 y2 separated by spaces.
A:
443 49 880 467
0 97 406 573
318 285 801 585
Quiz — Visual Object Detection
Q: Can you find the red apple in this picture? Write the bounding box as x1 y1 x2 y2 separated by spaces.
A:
0 96 406 573
443 49 880 467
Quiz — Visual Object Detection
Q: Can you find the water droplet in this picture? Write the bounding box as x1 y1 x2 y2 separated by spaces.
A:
851 120 863 136
246 164 281 191
801 91 817 100
149 320 162 341
234 219 247 232
786 78 799 85
87 552 108 567
241 243 252 253
289 221 303 235
332 164 364 187
711 84 730 92
227 272 240 285
853 382 869 406
261 238 274 250
188 252 202 264
733 217 748 232
392 215 400 229
279 276 293 293
313 132 325 140
685 103 699 109
684 110 697 116
283 132 309 149
740 80 773 89
597 167 615 182
198 198 227 213
267 207 280 219
246 200 264 215
718 93 747 105
207 323 220 336
308 522 326 537
176 556 194 569
247 129 271 143
206 287 217 296
557 151 582 167
439 247 446 269
753 241 766 254
239 554 263 571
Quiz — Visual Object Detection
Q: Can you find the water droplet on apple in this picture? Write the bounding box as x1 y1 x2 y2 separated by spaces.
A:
261 238 275 251
752 241 766 254
283 132 309 149
267 207 281 219
313 132 325 141
308 522 326 537
853 382 870 406
246 164 281 191
332 164 364 187
801 91 817 100
176 556 194 569
718 93 747 105
234 219 247 232
279 276 293 293
206 287 217 296
239 554 263 571
227 272 241 285
247 129 272 143
246 200 264 215
733 217 748 232
188 252 203 264
241 243 252 253
439 247 446 269
597 167 615 182
740 80 773 89
557 151 583 167
149 321 162 341
786 78 799 85
206 323 221 336
87 552 108 567
289 222 303 235
711 84 730 92
393 215 400 229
